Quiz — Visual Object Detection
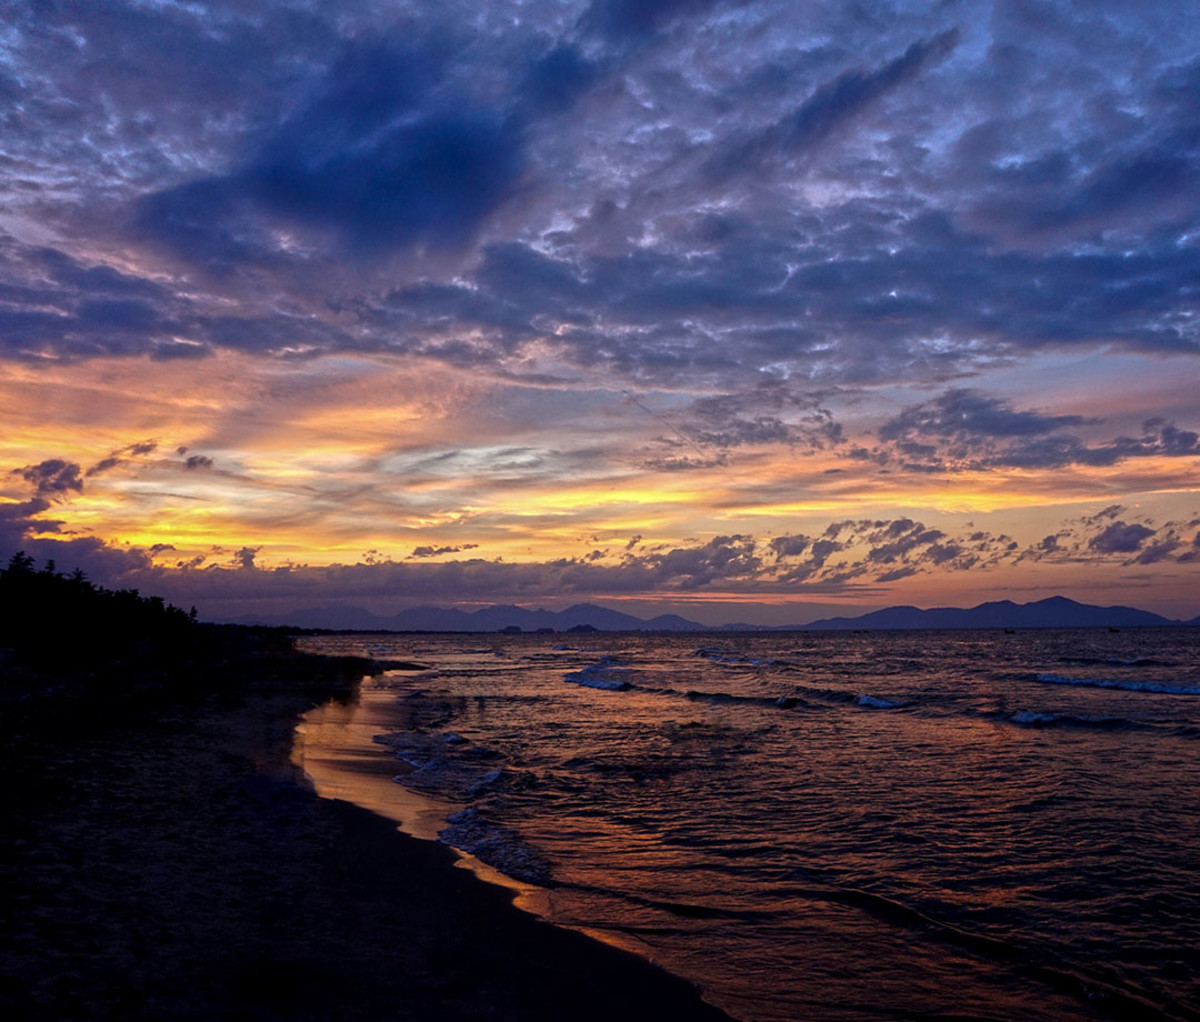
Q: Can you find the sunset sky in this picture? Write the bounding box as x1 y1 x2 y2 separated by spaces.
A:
1 0 1198 625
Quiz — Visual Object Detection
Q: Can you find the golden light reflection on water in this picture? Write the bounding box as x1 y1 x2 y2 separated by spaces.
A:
291 671 680 965
292 673 455 842
292 672 560 922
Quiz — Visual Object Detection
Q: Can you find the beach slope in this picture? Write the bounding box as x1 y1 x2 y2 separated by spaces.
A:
1 630 729 1021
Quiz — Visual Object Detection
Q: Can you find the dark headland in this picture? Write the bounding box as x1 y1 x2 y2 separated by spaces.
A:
0 556 729 1021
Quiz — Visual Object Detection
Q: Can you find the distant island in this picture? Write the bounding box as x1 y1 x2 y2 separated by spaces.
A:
244 595 1200 633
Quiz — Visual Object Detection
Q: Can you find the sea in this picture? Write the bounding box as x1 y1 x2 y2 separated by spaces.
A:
293 628 1200 1022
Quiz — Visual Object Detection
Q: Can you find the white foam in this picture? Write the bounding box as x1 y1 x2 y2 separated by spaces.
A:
1034 673 1200 696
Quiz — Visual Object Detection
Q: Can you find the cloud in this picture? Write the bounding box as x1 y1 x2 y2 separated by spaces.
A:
707 28 961 180
85 440 160 478
136 39 525 264
769 535 809 559
582 0 727 43
650 387 846 456
0 1 1195 380
232 546 261 570
879 389 1088 442
0 241 185 362
1130 536 1182 565
410 544 479 558
1089 521 1155 554
0 497 57 554
1 0 1199 626
873 391 1200 472
13 460 84 495
514 43 606 117
1014 506 1200 569
2 491 1196 616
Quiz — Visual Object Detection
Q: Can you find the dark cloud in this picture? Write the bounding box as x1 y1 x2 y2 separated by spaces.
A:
410 544 479 558
707 28 961 180
514 44 606 117
863 521 946 565
86 441 160 478
136 38 525 263
14 460 84 495
0 242 186 361
874 566 918 583
0 498 57 556
86 457 122 478
1089 522 1156 554
873 391 1200 472
641 454 728 472
232 546 261 570
1131 536 1182 565
879 389 1088 442
1029 151 1195 235
675 389 845 452
1014 506 1200 570
604 534 763 590
184 455 215 471
769 535 810 559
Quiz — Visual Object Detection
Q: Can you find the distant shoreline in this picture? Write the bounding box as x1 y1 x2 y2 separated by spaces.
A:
281 621 1200 636
238 595 1200 633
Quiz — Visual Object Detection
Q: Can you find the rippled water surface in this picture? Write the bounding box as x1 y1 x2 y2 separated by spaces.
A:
297 628 1200 1021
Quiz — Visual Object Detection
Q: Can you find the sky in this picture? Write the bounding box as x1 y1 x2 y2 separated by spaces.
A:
1 0 1198 626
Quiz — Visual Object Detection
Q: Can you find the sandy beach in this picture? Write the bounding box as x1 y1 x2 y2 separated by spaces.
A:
0 647 729 1021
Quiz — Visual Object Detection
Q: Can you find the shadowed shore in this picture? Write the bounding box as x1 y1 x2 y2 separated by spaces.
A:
0 566 729 1020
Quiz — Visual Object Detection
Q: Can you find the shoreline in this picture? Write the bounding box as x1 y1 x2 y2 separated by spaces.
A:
293 672 652 962
1 643 731 1021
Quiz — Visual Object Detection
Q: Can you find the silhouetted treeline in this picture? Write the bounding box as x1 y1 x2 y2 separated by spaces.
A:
0 553 385 721
0 551 196 663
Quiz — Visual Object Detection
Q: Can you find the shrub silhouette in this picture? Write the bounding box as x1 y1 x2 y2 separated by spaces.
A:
0 551 194 666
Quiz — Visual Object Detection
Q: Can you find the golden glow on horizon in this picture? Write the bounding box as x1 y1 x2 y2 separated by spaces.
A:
2 350 1198 612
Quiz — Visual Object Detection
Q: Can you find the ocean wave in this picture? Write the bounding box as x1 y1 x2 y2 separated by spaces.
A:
440 807 553 886
563 656 635 691
1034 673 1200 696
856 694 909 709
376 730 509 800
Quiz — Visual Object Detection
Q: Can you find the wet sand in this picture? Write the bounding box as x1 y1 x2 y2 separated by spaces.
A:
0 658 730 1021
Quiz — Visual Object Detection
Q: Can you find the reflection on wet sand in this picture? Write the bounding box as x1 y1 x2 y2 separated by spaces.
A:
293 673 453 842
293 671 557 920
